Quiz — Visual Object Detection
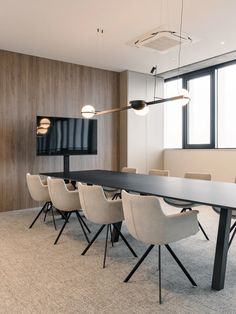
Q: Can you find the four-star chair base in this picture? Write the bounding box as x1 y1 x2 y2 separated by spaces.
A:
124 244 197 304
54 210 91 245
81 223 137 268
29 201 58 230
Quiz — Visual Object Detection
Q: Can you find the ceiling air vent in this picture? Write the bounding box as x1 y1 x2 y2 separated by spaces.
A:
129 27 193 53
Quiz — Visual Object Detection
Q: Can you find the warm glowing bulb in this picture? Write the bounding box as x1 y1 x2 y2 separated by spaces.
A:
134 105 149 116
37 127 48 135
175 88 190 106
81 105 95 118
39 118 51 129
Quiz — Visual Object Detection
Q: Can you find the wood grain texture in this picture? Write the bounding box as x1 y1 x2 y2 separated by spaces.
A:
0 50 120 211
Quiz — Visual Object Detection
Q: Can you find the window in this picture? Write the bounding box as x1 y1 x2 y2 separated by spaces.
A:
183 71 215 148
218 64 236 148
164 79 183 148
164 60 236 149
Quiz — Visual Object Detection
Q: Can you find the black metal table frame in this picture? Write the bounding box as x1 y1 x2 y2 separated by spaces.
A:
42 169 235 291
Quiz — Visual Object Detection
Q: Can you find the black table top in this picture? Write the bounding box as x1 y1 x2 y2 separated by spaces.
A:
41 170 236 210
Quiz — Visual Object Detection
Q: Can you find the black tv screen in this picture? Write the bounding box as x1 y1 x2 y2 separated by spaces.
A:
36 116 97 156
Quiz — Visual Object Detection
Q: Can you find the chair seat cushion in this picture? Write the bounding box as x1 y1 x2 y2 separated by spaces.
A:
164 197 199 208
103 186 119 193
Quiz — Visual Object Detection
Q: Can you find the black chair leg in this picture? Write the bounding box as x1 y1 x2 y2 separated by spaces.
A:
54 212 71 245
110 225 114 247
198 221 209 240
183 208 209 240
112 192 121 200
165 244 197 287
124 245 154 283
43 203 50 222
29 202 48 229
81 225 106 256
103 225 110 268
112 224 137 257
230 221 236 232
229 225 236 249
75 211 90 243
56 209 67 220
51 206 57 230
158 245 162 304
76 211 91 233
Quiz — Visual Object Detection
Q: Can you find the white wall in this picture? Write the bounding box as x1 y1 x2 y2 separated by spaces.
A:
120 71 164 174
164 149 236 182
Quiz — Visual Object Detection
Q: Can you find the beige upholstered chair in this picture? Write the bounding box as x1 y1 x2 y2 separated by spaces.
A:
149 169 170 176
122 167 137 173
164 172 211 240
184 173 211 180
213 178 236 249
122 190 199 304
47 178 90 245
111 167 137 200
26 173 57 229
78 183 137 268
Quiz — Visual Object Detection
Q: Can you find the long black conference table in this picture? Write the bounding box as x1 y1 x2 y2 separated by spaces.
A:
41 169 236 291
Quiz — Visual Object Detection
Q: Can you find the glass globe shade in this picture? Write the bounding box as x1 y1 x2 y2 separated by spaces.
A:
37 127 48 135
175 88 190 107
81 105 95 118
134 105 149 116
39 118 51 129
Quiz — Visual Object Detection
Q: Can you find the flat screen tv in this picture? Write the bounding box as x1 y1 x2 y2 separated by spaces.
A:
36 116 97 156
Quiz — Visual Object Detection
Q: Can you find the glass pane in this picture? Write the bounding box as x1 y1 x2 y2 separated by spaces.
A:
218 64 236 148
164 79 183 148
187 75 211 144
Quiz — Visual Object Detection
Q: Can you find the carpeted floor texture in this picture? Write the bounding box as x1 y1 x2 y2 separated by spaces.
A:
0 203 236 314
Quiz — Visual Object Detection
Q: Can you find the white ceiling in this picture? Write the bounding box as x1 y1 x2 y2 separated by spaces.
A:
0 0 236 74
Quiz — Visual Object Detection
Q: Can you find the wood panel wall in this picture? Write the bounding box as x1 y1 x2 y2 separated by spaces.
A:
0 50 120 211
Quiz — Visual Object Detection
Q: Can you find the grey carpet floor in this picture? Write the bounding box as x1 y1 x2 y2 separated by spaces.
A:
0 204 236 314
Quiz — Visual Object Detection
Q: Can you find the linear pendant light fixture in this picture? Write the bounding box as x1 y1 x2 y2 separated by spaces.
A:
81 0 189 119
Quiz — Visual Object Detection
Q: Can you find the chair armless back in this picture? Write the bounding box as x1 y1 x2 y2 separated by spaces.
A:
122 167 137 173
78 183 123 224
184 172 211 180
149 169 170 176
26 173 50 202
47 178 81 211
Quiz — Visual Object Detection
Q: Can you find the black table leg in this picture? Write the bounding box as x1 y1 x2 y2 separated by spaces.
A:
212 208 232 290
112 221 122 242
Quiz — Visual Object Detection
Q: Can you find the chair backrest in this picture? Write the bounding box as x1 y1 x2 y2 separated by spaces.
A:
149 169 170 176
122 190 199 245
122 190 168 244
122 167 137 174
26 173 50 202
184 172 211 181
78 183 123 224
47 178 81 211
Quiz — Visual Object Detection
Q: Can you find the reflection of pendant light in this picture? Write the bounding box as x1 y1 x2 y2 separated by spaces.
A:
176 88 190 107
39 118 51 128
36 117 51 135
81 0 190 119
37 127 48 135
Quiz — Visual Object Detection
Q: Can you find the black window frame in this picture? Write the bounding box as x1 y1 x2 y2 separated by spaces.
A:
164 59 236 149
182 68 215 149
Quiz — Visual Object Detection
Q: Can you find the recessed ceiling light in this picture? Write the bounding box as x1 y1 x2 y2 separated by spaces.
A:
220 41 225 45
